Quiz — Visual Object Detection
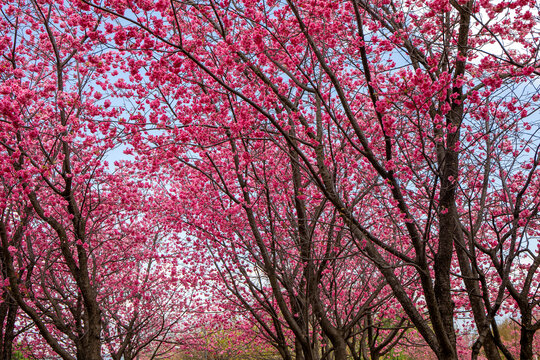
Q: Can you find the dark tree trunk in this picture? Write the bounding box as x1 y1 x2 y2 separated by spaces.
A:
0 295 17 360
519 314 535 360
295 337 305 360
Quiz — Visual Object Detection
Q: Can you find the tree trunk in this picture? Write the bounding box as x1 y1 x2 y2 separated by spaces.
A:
0 296 17 360
295 337 305 360
520 324 535 360
483 332 503 360
331 337 348 360
80 325 102 360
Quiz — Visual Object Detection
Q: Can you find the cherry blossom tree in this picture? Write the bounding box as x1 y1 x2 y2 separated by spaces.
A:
0 1 193 359
0 0 108 357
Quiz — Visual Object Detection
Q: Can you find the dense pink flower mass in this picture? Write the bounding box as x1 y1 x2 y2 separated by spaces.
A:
0 0 539 359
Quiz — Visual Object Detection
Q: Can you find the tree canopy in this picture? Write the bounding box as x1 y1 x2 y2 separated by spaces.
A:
0 0 539 359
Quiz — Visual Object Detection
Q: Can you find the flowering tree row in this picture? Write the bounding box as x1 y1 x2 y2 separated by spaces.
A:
0 0 539 359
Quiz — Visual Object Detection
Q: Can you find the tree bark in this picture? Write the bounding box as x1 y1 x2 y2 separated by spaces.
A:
519 313 535 360
0 296 17 360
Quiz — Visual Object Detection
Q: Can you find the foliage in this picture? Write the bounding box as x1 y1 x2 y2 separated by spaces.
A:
0 0 539 360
